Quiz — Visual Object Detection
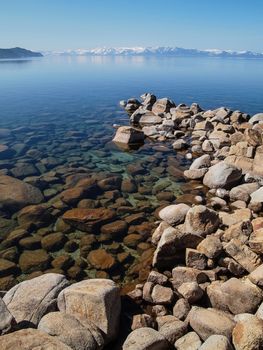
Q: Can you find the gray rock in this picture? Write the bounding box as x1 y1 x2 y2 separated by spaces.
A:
230 182 260 202
0 297 14 334
190 154 211 170
38 311 104 350
158 319 188 344
3 273 69 326
158 204 190 226
173 299 191 320
57 279 120 343
250 186 263 203
203 162 242 189
123 327 170 350
249 113 263 124
199 335 233 350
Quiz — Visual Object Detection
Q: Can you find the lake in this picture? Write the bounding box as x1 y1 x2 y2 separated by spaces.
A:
0 55 263 290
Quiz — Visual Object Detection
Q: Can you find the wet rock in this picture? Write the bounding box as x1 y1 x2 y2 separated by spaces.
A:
3 273 69 325
100 220 128 237
58 279 120 343
158 204 190 226
199 335 233 350
41 232 66 252
19 249 51 273
62 208 116 232
0 258 17 277
0 175 43 212
189 306 235 341
38 311 104 350
184 205 220 236
175 332 202 350
123 327 170 350
113 126 144 145
207 278 263 314
87 249 116 270
19 236 41 249
232 316 263 350
17 204 53 227
203 162 242 189
0 145 14 160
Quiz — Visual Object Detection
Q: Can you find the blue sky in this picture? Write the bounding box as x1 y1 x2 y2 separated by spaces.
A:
1 0 263 51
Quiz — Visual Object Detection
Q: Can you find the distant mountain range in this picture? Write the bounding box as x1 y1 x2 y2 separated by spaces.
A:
0 47 43 59
43 46 263 58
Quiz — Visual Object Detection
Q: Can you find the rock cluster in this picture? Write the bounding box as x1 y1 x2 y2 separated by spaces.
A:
0 274 120 350
116 94 263 349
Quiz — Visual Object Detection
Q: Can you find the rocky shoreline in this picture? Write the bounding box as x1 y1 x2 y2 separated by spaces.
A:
1 94 263 349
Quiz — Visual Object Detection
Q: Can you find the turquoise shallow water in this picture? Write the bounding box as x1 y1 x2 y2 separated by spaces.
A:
0 55 263 288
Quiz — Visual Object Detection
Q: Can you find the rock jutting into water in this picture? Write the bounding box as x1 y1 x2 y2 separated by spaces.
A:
1 93 263 349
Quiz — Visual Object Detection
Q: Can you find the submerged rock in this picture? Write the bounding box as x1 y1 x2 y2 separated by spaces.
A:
0 175 43 212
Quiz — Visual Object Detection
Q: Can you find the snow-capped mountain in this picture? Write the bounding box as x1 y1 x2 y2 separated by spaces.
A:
43 46 263 58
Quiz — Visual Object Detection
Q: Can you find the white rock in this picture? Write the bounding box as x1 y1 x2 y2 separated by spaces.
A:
159 204 190 226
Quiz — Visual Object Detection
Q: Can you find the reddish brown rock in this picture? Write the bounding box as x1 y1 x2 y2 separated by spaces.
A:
87 249 116 270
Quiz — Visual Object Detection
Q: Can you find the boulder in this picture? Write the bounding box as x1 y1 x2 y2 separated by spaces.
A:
190 154 211 170
158 204 190 226
223 238 261 272
207 278 263 314
197 236 222 258
229 182 260 203
62 208 116 232
87 249 116 270
57 279 120 343
172 266 208 290
0 175 43 212
249 113 263 125
158 319 188 344
113 126 144 145
203 162 242 189
3 273 69 326
199 335 233 350
19 249 51 273
189 306 235 341
38 311 104 350
151 285 174 305
250 186 263 203
184 205 220 236
175 332 202 350
232 316 263 350
248 264 263 286
0 297 14 334
152 98 175 115
0 328 72 350
123 327 170 350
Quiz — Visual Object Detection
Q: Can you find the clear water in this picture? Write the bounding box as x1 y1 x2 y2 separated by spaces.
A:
0 56 263 288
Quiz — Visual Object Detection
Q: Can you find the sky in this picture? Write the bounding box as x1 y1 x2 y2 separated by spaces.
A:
1 0 263 52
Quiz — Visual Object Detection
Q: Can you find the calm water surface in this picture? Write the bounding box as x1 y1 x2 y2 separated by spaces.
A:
0 56 263 287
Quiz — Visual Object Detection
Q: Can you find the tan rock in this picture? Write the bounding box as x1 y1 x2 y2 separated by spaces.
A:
175 332 202 350
123 327 170 350
57 279 120 343
184 205 220 236
232 316 263 350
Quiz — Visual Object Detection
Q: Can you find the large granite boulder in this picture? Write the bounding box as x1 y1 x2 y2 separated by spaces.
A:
113 126 144 145
0 175 43 212
57 279 120 343
189 306 235 341
207 278 263 314
184 205 220 236
123 327 170 350
0 328 71 350
38 311 104 350
158 204 190 226
0 297 14 334
203 162 242 189
3 273 69 326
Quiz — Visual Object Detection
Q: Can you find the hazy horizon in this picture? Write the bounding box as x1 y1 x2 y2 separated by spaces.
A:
1 0 263 52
